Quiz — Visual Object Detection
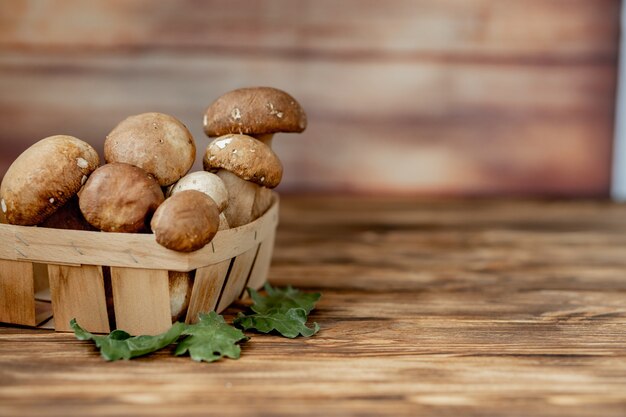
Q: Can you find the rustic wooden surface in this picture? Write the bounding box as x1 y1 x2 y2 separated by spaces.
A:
0 196 625 416
0 0 620 196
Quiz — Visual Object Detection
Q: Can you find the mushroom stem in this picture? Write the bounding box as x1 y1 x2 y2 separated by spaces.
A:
169 271 193 321
254 133 274 148
216 170 270 228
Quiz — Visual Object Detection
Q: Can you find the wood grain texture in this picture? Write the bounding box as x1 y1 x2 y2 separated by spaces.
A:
0 197 625 416
246 230 276 292
185 260 231 324
0 260 35 326
215 246 259 312
110 267 171 336
47 264 109 333
0 0 620 196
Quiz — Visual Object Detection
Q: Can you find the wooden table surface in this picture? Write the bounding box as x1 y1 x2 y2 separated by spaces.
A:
1 197 626 417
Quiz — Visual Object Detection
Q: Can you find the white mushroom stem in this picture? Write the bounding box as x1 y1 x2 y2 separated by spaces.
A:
252 186 273 220
216 170 272 228
254 133 274 148
169 271 193 321
218 213 230 230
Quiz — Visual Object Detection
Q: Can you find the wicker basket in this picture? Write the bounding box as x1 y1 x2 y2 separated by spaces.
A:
0 196 279 335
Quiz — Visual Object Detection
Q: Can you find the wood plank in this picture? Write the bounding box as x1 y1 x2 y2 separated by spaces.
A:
0 0 619 59
34 300 52 326
0 198 279 270
0 260 35 326
47 264 109 333
0 198 626 416
110 267 171 335
0 52 615 195
0 1 619 197
185 260 231 324
215 246 259 312
246 230 276 292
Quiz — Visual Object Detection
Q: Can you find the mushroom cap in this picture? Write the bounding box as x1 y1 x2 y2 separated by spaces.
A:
166 171 229 212
79 162 165 233
105 112 196 186
40 195 97 231
203 87 307 137
150 190 220 252
203 134 283 188
0 135 99 225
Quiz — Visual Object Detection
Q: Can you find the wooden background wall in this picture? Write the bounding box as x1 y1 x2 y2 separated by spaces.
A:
0 0 621 196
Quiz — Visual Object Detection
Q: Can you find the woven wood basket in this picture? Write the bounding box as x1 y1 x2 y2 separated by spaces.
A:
0 196 279 335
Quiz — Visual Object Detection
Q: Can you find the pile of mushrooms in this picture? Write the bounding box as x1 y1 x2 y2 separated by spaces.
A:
0 86 306 321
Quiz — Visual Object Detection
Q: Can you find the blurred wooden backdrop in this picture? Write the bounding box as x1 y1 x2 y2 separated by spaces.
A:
0 0 621 196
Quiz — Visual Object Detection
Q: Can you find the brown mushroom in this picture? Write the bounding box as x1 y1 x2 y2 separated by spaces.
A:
40 195 96 231
203 134 281 227
0 135 99 225
165 172 230 321
79 163 164 233
166 170 231 230
105 112 196 186
203 87 307 148
150 190 220 252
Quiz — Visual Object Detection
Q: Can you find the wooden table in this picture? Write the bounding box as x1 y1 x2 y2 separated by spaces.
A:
1 197 625 416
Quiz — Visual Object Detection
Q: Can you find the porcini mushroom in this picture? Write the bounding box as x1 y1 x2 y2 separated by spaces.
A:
164 171 230 320
40 195 96 231
151 190 221 321
203 134 282 227
105 112 196 186
166 171 230 230
79 163 164 233
203 87 307 148
0 135 99 225
150 190 220 252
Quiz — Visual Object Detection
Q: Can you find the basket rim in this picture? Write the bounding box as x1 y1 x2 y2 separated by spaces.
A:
0 194 279 272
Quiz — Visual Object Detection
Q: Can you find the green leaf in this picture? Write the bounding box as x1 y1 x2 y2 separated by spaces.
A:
234 283 321 338
70 319 185 361
175 312 248 362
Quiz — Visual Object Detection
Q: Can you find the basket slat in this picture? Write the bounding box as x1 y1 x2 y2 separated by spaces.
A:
0 260 36 326
110 267 171 335
48 265 110 333
246 229 276 294
216 246 259 312
184 260 231 324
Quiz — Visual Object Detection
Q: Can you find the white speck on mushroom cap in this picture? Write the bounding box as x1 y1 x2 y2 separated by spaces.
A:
49 197 55 204
1 199 6 213
260 176 265 183
231 108 242 121
76 157 89 169
214 137 232 149
267 103 283 118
